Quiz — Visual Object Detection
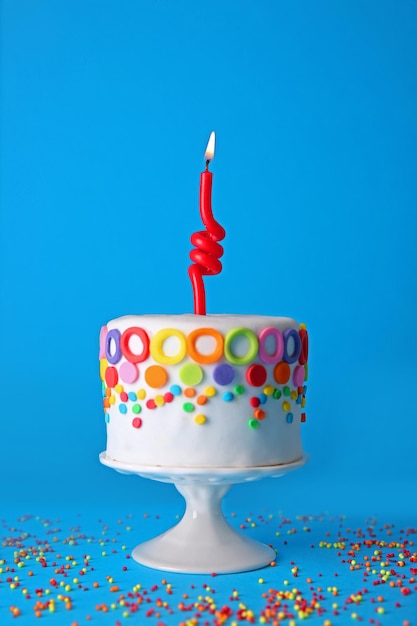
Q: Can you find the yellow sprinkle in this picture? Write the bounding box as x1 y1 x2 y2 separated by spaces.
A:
154 394 165 407
258 577 264 584
115 384 124 394
263 385 274 396
137 389 146 399
194 414 207 425
204 386 216 397
282 401 291 412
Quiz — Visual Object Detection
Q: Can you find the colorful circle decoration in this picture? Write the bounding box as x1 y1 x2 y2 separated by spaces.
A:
179 363 204 386
293 365 305 387
150 328 187 365
273 362 290 384
224 327 258 365
106 329 122 364
144 365 168 388
132 417 142 428
99 358 108 382
246 364 267 387
213 363 235 386
258 327 284 364
187 328 224 364
298 329 308 365
119 361 139 384
283 329 301 364
120 326 150 364
99 326 107 359
105 366 118 388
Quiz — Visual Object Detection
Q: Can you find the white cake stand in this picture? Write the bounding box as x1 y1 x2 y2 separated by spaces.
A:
99 451 308 574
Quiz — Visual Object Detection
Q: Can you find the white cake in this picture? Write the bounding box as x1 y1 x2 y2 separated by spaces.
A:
99 314 308 467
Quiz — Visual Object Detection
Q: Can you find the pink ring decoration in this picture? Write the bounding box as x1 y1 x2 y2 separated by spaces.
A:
99 326 108 359
258 327 284 364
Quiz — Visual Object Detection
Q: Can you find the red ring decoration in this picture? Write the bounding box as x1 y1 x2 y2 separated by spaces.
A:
120 327 150 364
298 329 308 365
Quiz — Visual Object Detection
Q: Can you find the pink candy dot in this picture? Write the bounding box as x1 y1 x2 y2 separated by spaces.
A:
132 417 142 429
293 365 305 387
119 361 139 384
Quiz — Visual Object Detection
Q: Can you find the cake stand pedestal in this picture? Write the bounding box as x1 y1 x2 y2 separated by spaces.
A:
99 452 308 574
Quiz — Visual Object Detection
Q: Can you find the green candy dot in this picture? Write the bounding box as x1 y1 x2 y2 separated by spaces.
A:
248 418 260 430
183 402 195 413
132 404 141 414
283 386 291 397
234 385 245 395
273 389 282 399
179 363 204 386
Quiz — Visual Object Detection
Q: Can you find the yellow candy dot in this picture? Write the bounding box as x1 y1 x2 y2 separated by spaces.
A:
263 385 274 396
154 394 165 407
282 401 291 412
290 390 298 400
115 384 124 394
99 358 108 381
301 397 306 408
204 386 216 397
194 414 207 425
109 395 116 405
300 322 307 330
137 388 146 400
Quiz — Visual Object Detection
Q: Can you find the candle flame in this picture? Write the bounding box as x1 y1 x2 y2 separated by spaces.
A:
204 131 215 161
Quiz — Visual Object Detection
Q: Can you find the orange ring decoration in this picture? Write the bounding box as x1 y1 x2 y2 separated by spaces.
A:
187 327 224 364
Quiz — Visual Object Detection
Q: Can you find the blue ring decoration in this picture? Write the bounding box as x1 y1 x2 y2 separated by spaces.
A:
283 328 301 364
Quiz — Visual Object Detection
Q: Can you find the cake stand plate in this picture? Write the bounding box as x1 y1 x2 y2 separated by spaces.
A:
99 452 308 574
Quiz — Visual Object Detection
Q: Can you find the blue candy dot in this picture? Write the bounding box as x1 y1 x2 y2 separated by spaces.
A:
128 392 137 401
258 393 267 405
119 404 127 414
223 391 234 402
286 413 293 423
104 413 110 423
170 384 182 396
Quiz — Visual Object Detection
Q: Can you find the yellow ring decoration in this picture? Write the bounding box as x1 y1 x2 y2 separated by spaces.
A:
150 328 187 365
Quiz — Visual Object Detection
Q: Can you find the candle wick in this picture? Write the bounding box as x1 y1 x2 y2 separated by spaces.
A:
205 159 210 171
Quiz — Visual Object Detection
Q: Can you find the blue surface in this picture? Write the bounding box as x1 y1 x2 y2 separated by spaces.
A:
1 1 417 623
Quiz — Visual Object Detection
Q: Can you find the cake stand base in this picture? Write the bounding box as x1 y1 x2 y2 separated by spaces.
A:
132 483 275 574
99 453 308 574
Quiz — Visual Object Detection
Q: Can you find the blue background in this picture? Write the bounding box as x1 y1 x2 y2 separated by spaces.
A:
1 2 417 623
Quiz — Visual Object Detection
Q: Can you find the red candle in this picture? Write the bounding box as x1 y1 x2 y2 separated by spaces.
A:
189 132 226 315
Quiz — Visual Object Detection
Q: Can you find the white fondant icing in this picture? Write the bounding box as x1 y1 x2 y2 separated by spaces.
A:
101 314 306 468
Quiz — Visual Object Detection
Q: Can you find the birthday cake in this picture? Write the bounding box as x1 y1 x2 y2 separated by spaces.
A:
99 314 308 467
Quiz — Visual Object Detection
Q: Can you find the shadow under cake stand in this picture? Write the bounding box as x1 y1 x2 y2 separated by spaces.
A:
99 452 308 574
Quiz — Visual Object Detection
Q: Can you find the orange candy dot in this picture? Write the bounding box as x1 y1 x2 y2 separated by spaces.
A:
254 409 266 420
144 365 168 388
274 361 291 384
184 387 196 398
197 395 207 405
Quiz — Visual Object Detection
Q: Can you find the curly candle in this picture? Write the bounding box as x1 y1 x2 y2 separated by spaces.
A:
189 132 226 315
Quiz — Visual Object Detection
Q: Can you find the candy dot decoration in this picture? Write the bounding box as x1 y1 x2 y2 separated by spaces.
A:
144 365 168 388
213 363 235 386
